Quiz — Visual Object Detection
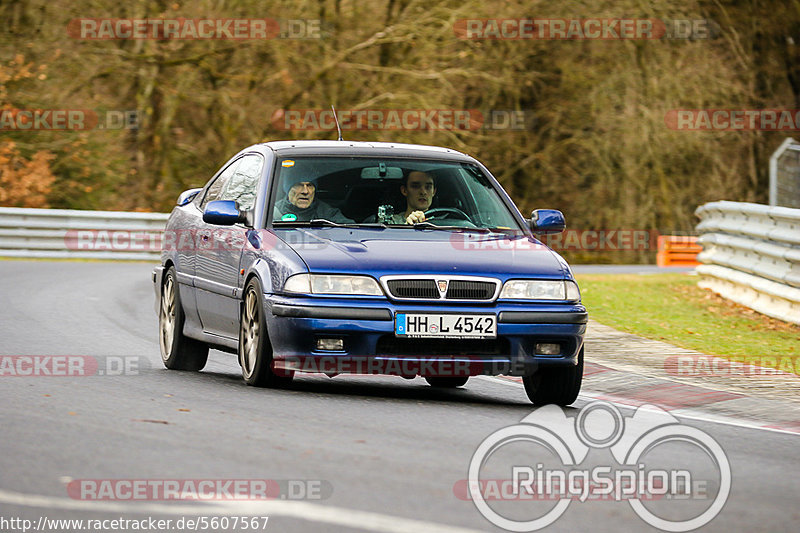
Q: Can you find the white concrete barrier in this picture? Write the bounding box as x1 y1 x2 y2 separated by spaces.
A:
0 207 168 260
695 201 800 324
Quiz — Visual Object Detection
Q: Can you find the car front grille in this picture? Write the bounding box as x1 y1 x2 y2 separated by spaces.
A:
386 279 439 299
445 280 496 300
383 277 499 301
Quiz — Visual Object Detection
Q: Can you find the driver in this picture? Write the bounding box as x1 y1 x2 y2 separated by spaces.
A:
274 176 353 223
391 171 436 224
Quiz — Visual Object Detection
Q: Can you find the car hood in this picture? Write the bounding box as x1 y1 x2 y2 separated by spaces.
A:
269 227 568 280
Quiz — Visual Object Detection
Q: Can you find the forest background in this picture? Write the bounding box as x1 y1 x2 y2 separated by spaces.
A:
1 0 798 262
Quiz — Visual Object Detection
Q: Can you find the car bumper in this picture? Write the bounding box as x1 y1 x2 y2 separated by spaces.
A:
265 296 586 377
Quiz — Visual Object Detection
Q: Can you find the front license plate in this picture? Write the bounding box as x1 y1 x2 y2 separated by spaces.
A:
395 313 496 339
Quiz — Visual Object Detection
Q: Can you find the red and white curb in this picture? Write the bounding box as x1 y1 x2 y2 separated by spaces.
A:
483 361 800 437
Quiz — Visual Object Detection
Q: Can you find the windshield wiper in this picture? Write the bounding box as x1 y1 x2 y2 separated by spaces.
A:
407 222 492 233
459 227 493 233
309 219 390 228
410 221 440 229
487 227 523 234
309 218 348 227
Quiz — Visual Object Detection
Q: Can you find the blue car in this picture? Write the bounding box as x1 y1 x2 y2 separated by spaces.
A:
153 140 587 405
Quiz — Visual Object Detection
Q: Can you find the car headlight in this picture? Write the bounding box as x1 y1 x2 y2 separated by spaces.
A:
283 274 383 296
499 280 581 301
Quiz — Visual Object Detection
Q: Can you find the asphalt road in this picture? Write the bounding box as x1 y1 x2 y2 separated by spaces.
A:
1 261 798 533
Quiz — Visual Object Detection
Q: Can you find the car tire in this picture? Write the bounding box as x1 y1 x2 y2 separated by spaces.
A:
240 278 294 387
159 267 209 371
523 346 584 406
425 376 469 388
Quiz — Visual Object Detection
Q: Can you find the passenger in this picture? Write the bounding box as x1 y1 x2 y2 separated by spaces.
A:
274 176 353 223
390 171 436 224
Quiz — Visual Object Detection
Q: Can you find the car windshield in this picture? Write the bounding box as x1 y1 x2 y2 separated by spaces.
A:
270 157 522 232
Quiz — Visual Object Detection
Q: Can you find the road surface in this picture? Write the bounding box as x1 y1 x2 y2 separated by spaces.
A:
1 261 797 532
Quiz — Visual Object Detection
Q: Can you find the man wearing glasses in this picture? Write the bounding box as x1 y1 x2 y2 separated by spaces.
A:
274 176 352 223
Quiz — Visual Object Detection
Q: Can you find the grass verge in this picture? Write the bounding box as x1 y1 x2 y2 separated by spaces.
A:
575 273 800 373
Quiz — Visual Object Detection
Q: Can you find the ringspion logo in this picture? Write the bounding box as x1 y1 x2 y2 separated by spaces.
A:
462 401 730 531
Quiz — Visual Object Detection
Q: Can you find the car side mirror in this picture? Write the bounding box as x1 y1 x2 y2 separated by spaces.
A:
529 209 566 233
203 200 250 226
177 188 203 206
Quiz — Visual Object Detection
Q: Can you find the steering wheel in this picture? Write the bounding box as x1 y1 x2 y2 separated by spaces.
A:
423 207 472 222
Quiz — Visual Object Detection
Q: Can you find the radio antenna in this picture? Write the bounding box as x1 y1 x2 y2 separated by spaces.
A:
331 105 343 141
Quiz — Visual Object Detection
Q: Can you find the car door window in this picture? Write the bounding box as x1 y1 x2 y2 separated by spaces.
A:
220 154 263 211
199 159 241 211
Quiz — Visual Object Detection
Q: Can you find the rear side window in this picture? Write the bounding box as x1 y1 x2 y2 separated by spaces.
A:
220 154 263 210
200 159 240 210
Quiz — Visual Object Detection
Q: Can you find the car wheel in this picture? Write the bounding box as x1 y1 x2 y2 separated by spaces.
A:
240 279 294 387
425 376 469 388
523 346 584 406
159 267 209 371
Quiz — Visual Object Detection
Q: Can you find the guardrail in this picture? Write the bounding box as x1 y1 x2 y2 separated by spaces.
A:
695 200 800 325
0 207 168 260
